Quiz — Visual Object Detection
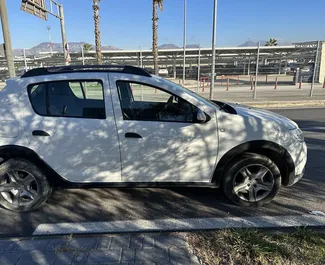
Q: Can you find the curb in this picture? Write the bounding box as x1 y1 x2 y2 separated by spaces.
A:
230 100 325 108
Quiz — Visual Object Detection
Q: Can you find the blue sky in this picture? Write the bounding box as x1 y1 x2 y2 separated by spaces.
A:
1 0 325 49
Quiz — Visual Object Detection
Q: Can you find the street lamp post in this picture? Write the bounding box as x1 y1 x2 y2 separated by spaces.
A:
182 0 187 85
210 0 217 100
46 26 53 54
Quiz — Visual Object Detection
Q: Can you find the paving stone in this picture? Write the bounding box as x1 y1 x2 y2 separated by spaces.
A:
135 248 168 263
46 239 70 252
169 247 199 264
96 237 112 249
17 251 55 265
68 237 98 250
130 236 143 249
52 252 75 265
0 240 19 253
154 235 188 249
110 236 130 249
143 235 155 249
72 252 88 265
0 251 24 265
87 249 122 264
121 249 135 262
15 239 51 251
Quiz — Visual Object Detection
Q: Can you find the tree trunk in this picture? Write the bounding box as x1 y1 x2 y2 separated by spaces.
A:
93 0 102 65
152 1 159 75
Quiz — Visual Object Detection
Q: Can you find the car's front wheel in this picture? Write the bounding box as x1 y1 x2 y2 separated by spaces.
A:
222 153 281 206
0 159 52 212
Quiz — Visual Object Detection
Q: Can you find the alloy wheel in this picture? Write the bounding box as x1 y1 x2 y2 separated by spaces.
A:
233 164 275 202
0 170 39 207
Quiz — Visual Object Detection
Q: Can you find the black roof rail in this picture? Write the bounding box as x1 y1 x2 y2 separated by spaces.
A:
21 65 151 78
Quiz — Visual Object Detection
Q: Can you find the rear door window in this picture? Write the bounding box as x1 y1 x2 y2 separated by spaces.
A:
28 80 106 119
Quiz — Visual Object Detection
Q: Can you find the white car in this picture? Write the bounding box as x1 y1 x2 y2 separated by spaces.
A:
0 65 307 212
158 68 169 76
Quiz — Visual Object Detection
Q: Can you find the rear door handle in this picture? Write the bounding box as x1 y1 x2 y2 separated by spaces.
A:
125 132 142 139
32 130 50 137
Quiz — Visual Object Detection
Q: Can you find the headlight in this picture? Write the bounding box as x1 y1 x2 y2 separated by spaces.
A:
290 128 304 142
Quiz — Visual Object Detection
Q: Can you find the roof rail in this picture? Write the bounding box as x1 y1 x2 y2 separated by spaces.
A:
21 65 151 78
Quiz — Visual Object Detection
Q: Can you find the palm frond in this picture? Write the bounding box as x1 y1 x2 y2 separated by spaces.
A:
156 0 164 11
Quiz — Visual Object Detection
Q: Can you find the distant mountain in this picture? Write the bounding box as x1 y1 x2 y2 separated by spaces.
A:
238 40 292 47
158 44 200 49
13 42 121 56
238 40 267 47
159 44 180 49
186 44 200 48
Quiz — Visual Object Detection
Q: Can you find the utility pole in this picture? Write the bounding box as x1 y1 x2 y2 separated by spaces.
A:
197 45 201 93
182 0 186 85
140 46 143 68
210 0 217 100
81 45 85 65
253 42 260 99
59 5 68 65
0 0 15 77
23 48 27 71
310 40 320 97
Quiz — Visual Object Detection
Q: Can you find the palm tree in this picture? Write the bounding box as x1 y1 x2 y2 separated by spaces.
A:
93 0 102 64
265 38 278 46
152 0 164 75
83 43 92 52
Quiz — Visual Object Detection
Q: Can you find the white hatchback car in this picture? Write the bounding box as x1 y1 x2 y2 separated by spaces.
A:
0 65 307 212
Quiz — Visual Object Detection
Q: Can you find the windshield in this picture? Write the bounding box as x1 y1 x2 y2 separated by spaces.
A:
160 78 220 108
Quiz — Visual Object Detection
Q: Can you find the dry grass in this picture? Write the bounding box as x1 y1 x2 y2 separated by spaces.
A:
186 228 325 265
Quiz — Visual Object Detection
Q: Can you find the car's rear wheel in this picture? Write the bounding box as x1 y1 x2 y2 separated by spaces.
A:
222 153 281 206
0 159 52 212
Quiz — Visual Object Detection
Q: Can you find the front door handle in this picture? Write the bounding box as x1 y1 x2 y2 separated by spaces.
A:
125 132 142 139
32 130 50 137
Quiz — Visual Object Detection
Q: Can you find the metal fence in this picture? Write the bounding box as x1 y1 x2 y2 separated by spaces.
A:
0 42 324 99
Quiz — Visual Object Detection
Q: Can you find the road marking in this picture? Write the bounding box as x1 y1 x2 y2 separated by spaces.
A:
33 214 325 236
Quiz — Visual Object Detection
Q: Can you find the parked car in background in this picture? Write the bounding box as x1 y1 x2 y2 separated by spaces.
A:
0 65 307 212
158 68 169 76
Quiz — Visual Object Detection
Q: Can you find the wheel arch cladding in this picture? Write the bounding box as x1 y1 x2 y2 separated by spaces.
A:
0 145 61 186
212 140 295 187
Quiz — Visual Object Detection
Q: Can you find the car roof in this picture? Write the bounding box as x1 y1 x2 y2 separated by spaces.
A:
21 65 151 78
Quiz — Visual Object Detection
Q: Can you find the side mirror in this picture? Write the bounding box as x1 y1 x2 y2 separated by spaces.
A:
196 109 207 123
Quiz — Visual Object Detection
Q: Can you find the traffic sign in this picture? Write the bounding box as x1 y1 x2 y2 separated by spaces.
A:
20 0 48 21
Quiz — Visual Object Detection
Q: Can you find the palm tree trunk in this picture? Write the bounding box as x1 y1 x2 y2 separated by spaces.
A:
152 1 159 75
93 0 102 65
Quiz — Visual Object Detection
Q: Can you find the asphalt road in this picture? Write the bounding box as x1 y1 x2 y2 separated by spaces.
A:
1 108 325 237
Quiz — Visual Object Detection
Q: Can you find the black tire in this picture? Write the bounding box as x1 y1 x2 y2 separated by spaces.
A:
0 159 52 212
222 153 281 207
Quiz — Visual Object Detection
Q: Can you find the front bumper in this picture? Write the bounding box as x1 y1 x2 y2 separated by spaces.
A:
287 166 305 186
286 141 307 186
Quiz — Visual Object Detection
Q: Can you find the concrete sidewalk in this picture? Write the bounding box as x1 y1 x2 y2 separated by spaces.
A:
0 233 199 265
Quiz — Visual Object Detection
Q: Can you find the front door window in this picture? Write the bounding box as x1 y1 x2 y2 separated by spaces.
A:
116 81 199 123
